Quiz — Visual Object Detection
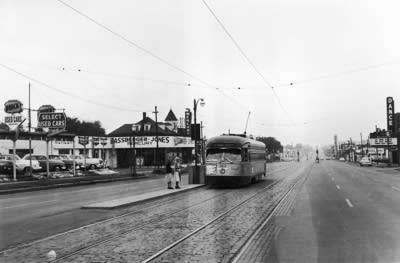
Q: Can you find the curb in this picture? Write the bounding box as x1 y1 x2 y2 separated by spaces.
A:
0 174 151 195
82 184 205 209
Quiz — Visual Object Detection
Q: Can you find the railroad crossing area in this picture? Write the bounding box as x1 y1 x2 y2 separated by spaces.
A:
0 161 307 262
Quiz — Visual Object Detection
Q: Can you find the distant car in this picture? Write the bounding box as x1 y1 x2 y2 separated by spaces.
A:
359 157 372 166
0 154 42 176
23 154 67 172
73 155 104 170
339 157 345 161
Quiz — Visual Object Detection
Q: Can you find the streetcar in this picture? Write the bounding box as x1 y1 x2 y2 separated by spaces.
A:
205 134 266 185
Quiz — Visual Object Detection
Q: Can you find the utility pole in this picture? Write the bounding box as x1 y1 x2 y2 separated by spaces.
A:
360 132 364 157
153 106 159 168
28 82 32 176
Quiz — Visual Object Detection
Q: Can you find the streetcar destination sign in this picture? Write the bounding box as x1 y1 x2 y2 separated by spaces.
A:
37 112 66 129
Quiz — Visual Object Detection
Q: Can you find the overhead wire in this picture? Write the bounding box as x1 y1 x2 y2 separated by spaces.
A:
56 0 217 90
0 63 149 113
201 0 293 123
275 60 400 88
56 0 253 113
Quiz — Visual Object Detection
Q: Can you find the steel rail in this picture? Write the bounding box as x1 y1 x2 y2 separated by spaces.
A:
0 186 206 255
141 179 282 263
231 163 314 263
48 178 282 262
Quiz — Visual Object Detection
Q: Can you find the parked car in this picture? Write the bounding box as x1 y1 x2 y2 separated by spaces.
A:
0 157 13 175
53 155 83 170
359 157 372 166
23 154 67 172
0 154 42 176
339 157 345 161
73 155 104 170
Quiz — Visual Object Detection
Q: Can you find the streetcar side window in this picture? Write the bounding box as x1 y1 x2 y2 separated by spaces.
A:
242 149 249 162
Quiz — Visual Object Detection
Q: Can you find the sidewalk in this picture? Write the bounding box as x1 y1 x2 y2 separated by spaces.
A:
0 168 158 195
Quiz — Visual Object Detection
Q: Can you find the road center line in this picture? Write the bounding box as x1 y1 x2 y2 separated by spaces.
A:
336 185 340 190
345 198 353 208
392 186 400 192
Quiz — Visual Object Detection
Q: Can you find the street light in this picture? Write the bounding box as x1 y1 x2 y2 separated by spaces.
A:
193 98 205 183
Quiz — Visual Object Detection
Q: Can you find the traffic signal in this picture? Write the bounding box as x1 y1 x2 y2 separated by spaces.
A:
190 124 200 140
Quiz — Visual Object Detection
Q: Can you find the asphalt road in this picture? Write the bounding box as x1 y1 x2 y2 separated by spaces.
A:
3 161 399 263
0 173 172 250
264 160 400 263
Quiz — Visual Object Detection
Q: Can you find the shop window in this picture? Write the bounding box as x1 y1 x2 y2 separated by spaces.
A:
59 149 70 155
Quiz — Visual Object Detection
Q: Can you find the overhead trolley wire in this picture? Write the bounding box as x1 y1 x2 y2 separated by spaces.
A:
200 0 293 123
275 59 400 88
0 63 147 113
56 0 254 113
56 0 216 90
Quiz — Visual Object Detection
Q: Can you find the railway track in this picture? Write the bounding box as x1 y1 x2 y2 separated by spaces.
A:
231 163 313 262
0 162 299 262
142 163 313 263
50 180 282 262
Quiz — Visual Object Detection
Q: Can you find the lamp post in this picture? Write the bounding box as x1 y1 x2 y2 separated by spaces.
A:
193 98 205 182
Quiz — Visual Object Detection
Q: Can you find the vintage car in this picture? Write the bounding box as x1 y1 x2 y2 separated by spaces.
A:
23 154 67 172
0 154 42 176
0 157 13 175
51 155 83 170
73 155 104 170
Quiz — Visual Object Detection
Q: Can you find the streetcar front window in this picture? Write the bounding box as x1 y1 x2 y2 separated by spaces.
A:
206 149 241 163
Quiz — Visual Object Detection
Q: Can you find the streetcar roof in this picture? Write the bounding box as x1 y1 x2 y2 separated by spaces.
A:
206 135 265 149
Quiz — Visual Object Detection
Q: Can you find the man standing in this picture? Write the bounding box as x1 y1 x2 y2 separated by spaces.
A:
173 156 181 189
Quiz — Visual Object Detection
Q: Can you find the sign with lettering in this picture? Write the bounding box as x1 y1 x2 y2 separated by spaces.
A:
369 137 397 146
110 136 194 148
37 112 66 129
53 136 194 149
387 97 395 134
92 137 100 146
4 100 23 114
185 109 192 136
4 114 23 125
78 136 89 146
100 137 108 146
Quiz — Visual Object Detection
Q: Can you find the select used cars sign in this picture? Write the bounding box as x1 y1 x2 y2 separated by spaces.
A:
37 112 66 129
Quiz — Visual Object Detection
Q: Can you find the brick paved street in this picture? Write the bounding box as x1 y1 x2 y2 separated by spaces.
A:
0 162 297 263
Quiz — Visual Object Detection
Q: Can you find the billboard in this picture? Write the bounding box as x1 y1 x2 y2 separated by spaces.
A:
369 137 397 146
4 100 23 114
4 114 23 125
37 112 66 129
387 97 395 134
185 109 192 136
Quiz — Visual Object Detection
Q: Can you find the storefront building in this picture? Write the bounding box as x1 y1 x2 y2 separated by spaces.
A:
52 110 195 168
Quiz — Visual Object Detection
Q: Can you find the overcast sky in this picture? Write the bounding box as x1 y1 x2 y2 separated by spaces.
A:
1 0 400 146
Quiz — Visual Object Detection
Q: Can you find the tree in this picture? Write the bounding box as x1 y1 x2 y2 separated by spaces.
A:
256 136 283 153
66 117 106 136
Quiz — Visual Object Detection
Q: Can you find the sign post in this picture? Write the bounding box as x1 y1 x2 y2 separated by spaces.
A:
78 136 89 169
